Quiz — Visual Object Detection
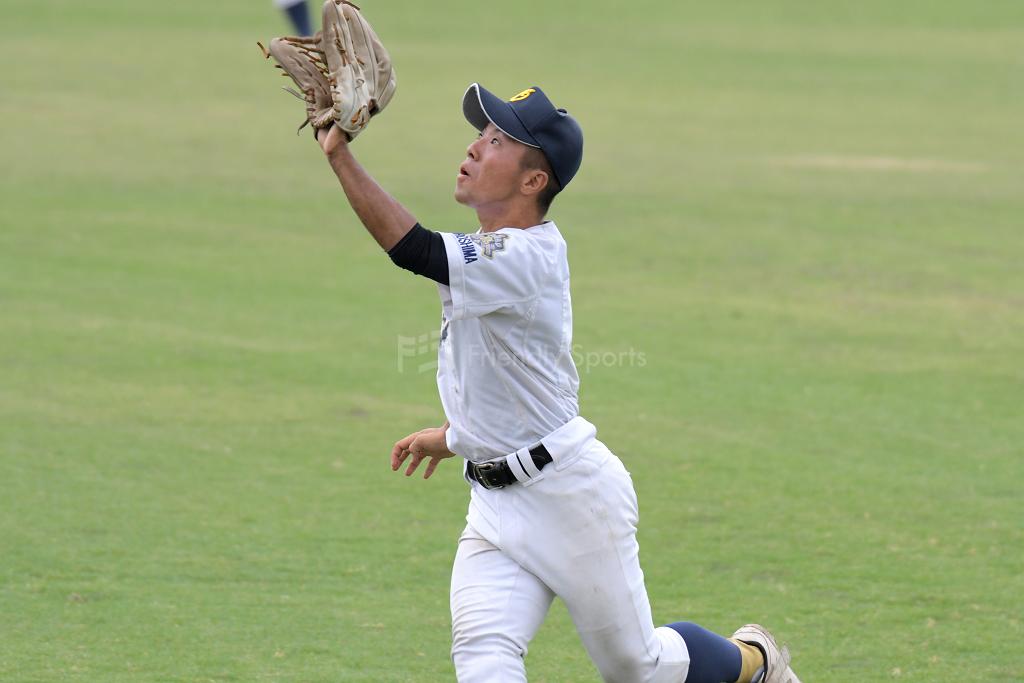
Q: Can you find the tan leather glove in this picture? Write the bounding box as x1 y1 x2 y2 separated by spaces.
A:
320 0 397 140
258 33 334 134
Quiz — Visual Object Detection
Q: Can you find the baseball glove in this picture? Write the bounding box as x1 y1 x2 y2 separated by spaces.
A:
259 1 396 140
258 34 334 133
321 0 396 140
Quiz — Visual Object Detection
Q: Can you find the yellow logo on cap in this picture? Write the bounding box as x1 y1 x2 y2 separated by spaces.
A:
509 88 536 102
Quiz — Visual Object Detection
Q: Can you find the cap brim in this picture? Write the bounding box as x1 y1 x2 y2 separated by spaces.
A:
462 83 541 148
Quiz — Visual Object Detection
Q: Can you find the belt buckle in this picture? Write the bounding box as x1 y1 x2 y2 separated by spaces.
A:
474 461 505 490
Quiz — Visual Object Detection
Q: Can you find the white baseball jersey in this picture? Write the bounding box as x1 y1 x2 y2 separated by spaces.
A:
436 221 579 463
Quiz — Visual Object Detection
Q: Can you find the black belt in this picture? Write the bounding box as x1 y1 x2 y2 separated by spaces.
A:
467 444 553 490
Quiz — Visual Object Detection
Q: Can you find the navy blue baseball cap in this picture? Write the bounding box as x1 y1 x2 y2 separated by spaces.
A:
462 83 584 189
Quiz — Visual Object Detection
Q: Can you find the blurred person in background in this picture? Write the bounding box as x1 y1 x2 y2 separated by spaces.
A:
275 0 311 36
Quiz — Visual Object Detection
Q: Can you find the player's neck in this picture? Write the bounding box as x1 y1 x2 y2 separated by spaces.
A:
475 202 544 233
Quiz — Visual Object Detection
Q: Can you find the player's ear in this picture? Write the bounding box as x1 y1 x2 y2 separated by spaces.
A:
520 168 549 198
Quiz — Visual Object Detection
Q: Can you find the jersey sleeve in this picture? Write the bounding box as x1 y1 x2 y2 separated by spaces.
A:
387 223 449 285
438 230 545 320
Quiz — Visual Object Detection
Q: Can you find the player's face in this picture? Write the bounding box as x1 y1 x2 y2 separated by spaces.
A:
454 124 530 208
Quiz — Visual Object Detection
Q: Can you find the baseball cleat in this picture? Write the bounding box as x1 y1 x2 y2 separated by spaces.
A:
732 624 801 683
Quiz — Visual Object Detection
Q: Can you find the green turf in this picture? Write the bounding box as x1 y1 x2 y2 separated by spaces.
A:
2 0 1022 680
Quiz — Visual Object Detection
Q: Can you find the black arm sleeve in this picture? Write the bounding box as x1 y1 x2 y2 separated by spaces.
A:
387 223 449 286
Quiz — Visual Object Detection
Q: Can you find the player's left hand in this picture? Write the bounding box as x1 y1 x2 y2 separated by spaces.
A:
391 422 455 479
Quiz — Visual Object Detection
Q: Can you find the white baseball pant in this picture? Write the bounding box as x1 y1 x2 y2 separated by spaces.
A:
450 418 690 682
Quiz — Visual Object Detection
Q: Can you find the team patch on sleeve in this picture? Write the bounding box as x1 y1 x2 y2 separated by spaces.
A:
454 232 478 264
469 233 510 259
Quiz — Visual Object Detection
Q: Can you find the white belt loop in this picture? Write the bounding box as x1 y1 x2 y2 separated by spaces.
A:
519 447 544 479
504 450 530 483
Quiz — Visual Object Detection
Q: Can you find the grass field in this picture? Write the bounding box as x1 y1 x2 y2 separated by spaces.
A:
2 0 1023 680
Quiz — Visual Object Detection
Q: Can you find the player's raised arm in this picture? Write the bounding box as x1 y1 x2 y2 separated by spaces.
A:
316 126 417 251
317 125 450 284
260 1 413 251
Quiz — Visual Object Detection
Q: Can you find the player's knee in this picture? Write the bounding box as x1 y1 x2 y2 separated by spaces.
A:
451 628 525 659
589 641 658 683
451 630 527 682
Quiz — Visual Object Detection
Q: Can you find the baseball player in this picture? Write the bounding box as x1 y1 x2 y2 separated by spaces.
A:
313 84 802 682
260 5 800 679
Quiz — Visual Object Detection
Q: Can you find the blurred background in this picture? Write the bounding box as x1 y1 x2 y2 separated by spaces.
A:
2 1 1022 680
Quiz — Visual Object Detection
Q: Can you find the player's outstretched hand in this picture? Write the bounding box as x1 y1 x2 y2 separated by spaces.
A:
391 423 455 479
